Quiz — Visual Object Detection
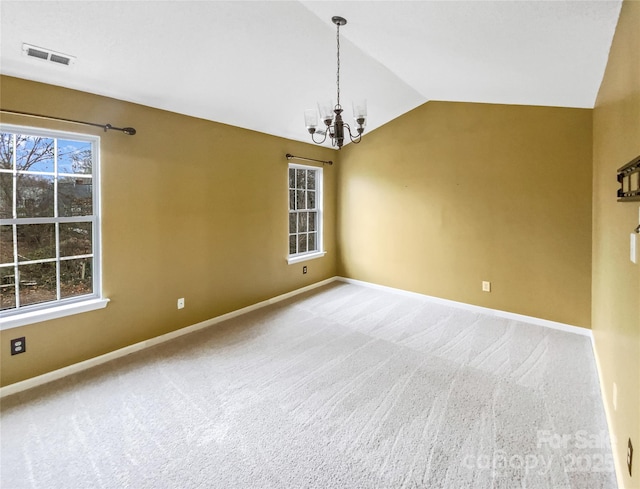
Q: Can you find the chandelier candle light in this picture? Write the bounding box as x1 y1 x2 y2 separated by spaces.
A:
304 16 367 149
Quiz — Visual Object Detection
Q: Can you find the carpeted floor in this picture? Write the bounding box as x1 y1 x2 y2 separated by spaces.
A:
0 282 616 488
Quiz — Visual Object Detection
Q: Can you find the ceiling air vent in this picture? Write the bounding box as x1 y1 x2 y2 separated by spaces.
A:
22 43 75 66
50 53 72 65
26 47 48 60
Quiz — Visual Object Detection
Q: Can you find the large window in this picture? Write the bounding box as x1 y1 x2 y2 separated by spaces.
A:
288 164 324 263
0 124 105 326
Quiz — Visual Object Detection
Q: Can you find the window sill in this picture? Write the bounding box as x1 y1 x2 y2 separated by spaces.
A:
0 298 110 330
287 251 327 265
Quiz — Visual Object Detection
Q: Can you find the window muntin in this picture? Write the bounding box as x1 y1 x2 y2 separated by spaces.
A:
0 125 101 316
288 164 322 259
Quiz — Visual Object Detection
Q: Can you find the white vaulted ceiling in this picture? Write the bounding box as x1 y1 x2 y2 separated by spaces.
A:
0 1 622 147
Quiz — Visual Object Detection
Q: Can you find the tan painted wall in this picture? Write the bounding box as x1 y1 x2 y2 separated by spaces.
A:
0 75 337 387
592 1 640 487
337 101 593 328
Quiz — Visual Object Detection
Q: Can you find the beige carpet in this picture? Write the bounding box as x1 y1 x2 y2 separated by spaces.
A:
1 282 616 488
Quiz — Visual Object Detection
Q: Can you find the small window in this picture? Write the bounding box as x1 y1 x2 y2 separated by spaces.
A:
0 124 104 324
288 164 324 263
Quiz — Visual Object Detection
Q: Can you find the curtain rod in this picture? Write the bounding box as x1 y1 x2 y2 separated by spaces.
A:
0 108 137 135
286 153 333 166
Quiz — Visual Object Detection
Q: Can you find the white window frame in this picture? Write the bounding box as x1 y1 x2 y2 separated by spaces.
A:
0 124 108 330
287 163 326 264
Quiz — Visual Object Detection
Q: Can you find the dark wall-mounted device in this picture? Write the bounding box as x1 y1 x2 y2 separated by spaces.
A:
617 155 640 201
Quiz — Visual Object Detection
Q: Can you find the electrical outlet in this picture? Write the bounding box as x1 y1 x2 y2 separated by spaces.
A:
482 281 491 292
177 298 185 309
10 337 26 355
628 438 634 477
303 266 307 274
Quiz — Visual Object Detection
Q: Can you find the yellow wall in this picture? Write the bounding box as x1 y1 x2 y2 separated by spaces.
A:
337 101 593 327
0 75 337 387
592 1 640 487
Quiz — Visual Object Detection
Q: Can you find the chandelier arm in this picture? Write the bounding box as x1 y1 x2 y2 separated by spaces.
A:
310 130 329 145
344 124 363 144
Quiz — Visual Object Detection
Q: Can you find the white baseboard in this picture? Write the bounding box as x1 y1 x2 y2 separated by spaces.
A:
1 275 590 398
336 277 591 337
0 277 338 399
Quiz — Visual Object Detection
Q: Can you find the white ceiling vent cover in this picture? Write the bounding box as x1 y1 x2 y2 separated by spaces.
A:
22 43 75 66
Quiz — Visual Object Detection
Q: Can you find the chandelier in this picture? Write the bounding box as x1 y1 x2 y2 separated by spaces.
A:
304 16 367 150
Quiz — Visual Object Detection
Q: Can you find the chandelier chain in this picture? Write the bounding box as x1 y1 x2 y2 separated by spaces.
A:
336 22 341 109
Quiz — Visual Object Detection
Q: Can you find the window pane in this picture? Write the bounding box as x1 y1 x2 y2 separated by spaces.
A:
288 165 321 258
0 133 13 170
0 286 15 310
298 233 307 253
58 139 92 175
0 128 99 312
296 190 306 210
0 173 13 219
0 225 13 264
307 190 316 209
298 212 307 232
59 177 92 217
16 174 54 218
288 168 295 189
18 262 57 306
17 224 56 262
60 222 92 257
289 235 297 255
289 213 297 234
0 266 16 310
296 169 306 189
16 135 54 172
60 258 92 299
